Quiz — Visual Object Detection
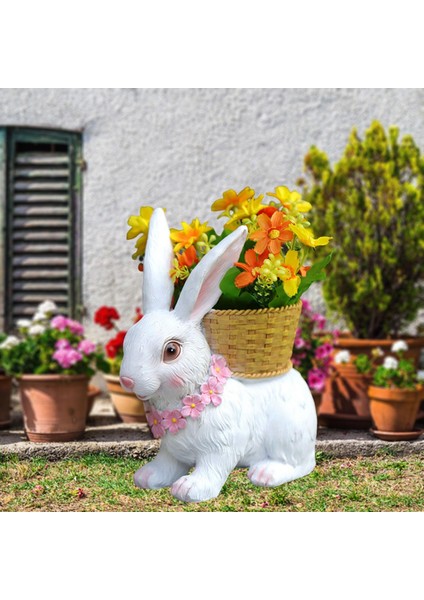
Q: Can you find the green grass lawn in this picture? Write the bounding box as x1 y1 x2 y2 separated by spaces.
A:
0 452 423 512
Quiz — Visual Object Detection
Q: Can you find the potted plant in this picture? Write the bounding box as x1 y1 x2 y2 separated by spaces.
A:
127 185 332 379
291 299 337 412
1 301 107 442
300 121 424 424
0 333 17 428
353 341 424 440
326 348 378 428
94 305 147 423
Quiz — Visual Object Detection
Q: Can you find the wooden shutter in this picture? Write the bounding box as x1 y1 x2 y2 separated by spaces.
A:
3 127 83 330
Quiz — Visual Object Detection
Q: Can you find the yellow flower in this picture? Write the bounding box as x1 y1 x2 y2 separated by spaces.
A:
170 218 212 253
280 250 301 297
289 224 332 248
127 206 155 259
131 235 147 260
224 195 267 231
258 253 285 284
267 186 312 213
170 258 190 283
211 187 255 216
127 206 154 240
258 250 301 297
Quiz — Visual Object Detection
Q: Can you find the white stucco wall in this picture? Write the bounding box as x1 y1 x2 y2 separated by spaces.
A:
1 87 424 340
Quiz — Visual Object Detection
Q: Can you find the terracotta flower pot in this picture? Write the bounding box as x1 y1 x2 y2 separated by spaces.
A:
319 364 372 429
319 335 424 429
331 364 372 416
104 374 147 423
0 375 12 429
19 374 89 442
368 385 423 434
311 391 323 413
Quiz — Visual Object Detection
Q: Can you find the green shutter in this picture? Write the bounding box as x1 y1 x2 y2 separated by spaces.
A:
3 127 83 330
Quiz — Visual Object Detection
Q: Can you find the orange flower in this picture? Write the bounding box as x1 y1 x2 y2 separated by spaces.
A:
300 265 311 277
170 219 211 253
178 245 198 268
234 250 268 288
211 187 255 214
170 246 199 283
249 211 293 255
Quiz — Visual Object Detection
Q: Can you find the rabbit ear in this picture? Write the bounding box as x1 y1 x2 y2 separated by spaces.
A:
174 226 247 324
142 208 174 314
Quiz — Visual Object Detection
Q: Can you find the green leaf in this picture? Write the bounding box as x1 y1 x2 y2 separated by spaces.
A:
269 285 293 308
96 355 111 374
293 252 333 302
238 291 257 308
214 290 256 310
219 267 242 300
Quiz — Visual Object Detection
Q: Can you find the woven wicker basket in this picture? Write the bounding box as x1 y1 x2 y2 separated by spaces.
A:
202 302 302 378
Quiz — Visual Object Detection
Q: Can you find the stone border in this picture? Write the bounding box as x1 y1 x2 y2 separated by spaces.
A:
316 429 424 458
1 425 423 460
1 398 423 461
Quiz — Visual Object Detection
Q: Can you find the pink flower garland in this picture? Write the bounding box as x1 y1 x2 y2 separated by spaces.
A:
146 354 232 439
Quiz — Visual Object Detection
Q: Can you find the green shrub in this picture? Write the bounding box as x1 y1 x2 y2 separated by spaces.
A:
300 120 424 339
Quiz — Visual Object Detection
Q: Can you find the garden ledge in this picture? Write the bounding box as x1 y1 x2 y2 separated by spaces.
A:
1 396 423 460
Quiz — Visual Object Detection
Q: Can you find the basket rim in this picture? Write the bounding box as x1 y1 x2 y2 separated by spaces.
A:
205 301 302 317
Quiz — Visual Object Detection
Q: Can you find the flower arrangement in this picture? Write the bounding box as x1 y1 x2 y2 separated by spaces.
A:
94 306 143 375
292 300 337 394
350 341 424 390
0 301 107 378
127 185 332 309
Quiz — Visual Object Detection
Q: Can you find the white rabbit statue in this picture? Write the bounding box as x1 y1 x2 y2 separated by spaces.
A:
120 208 317 503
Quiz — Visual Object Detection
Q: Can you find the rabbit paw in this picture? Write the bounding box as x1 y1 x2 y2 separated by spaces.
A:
134 465 161 489
248 460 294 487
171 475 222 503
134 464 184 490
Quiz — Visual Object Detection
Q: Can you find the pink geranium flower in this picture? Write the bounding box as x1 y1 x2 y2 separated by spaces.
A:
78 339 96 355
162 410 187 434
52 348 83 369
315 342 333 360
312 313 326 330
200 376 224 407
147 410 166 439
294 336 306 349
181 394 205 419
210 354 232 382
67 319 84 335
51 315 69 331
51 315 84 335
307 368 326 393
55 338 70 350
301 299 312 313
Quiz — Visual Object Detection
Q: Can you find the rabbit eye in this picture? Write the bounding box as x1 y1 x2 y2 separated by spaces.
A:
163 341 182 363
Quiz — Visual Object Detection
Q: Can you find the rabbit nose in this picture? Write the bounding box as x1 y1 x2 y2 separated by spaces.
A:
120 376 135 391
